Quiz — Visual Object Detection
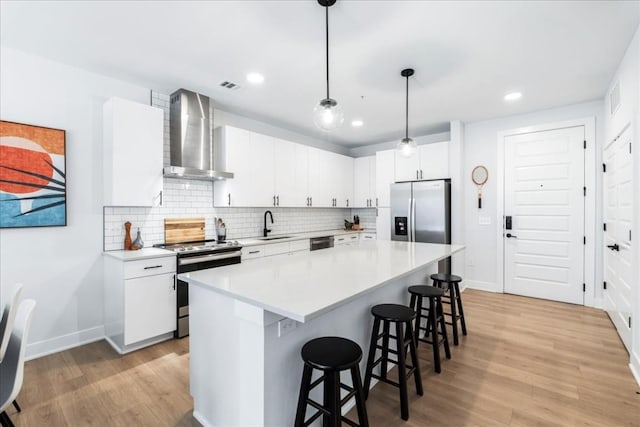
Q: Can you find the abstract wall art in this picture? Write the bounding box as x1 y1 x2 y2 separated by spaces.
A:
0 120 67 228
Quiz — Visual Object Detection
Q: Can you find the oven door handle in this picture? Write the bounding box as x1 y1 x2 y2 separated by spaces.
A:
178 251 241 265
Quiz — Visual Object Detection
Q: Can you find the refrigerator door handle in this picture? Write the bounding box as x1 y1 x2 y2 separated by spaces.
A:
411 197 416 241
407 197 413 242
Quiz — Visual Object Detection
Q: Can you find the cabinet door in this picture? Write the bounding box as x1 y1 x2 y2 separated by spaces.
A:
308 147 332 207
124 272 176 345
419 141 449 180
375 149 395 207
214 127 274 207
395 150 420 182
274 139 307 207
368 156 377 203
293 144 309 207
336 154 354 208
104 98 164 207
353 157 370 208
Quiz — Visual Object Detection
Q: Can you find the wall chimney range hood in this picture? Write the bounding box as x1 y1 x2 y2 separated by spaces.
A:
164 89 233 181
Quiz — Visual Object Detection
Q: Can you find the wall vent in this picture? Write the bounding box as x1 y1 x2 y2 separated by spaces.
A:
610 81 620 116
219 81 241 90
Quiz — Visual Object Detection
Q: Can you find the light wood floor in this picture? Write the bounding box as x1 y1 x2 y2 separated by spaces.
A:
8 290 640 426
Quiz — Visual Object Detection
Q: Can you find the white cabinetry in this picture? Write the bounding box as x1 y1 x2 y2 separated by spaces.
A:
375 149 395 207
354 156 376 208
274 139 308 207
103 97 164 207
360 232 377 241
308 149 353 207
104 252 176 354
335 233 360 246
242 240 310 261
395 141 449 182
214 127 274 207
376 207 391 241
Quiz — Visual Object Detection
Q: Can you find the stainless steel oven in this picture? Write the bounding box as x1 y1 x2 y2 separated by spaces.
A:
155 240 242 338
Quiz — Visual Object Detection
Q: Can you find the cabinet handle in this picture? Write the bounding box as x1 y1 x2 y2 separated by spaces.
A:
306 197 309 207
310 197 312 206
346 199 349 207
144 265 163 270
173 274 176 290
273 195 276 206
416 170 419 180
249 250 260 254
228 193 231 206
420 170 423 179
376 198 378 207
159 190 163 206
277 195 279 206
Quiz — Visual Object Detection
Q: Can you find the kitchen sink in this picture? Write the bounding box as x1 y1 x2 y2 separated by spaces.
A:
259 236 292 241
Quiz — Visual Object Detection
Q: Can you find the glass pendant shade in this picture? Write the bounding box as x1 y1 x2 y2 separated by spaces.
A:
313 98 344 131
397 137 417 158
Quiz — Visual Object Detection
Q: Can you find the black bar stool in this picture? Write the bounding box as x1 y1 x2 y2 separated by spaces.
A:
431 273 467 345
363 304 422 421
295 336 368 427
408 285 451 373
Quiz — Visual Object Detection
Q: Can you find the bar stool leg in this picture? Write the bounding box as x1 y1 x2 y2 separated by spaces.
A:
409 294 419 345
395 321 409 421
295 364 313 427
438 298 451 359
448 284 459 345
429 297 442 373
323 370 341 427
351 366 369 427
455 283 468 336
363 318 380 398
380 320 390 379
405 320 423 396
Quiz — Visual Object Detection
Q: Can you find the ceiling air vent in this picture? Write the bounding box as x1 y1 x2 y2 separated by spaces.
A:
219 81 241 90
610 81 620 116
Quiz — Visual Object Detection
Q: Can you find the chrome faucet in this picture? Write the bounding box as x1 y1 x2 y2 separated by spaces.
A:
263 210 273 237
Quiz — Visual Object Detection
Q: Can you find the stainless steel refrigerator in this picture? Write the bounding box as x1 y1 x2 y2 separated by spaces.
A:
390 179 451 273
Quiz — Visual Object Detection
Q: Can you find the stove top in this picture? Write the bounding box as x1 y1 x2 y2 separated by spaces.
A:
154 239 241 254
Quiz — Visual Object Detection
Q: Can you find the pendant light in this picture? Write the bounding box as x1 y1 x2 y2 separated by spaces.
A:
313 0 344 131
397 68 417 158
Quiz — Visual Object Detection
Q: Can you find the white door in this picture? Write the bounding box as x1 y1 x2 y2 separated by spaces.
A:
603 125 633 351
503 126 585 304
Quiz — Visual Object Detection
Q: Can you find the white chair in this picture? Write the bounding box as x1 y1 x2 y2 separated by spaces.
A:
0 299 36 427
0 284 23 363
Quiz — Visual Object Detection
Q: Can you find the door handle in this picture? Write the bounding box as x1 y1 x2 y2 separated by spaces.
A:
607 244 620 251
505 233 518 239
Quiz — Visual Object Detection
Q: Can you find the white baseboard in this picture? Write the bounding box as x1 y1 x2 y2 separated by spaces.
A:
26 325 105 361
630 351 640 387
463 280 500 293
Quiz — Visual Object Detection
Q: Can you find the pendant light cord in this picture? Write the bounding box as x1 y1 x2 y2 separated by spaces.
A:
325 5 330 100
405 75 409 139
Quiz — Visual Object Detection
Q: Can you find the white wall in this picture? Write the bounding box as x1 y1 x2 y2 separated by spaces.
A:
349 131 451 158
0 47 151 358
462 100 605 293
603 25 640 383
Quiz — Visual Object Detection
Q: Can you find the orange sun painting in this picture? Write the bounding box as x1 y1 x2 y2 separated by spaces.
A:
0 120 67 228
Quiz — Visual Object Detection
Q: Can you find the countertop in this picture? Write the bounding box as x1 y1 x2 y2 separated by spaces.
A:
235 228 376 247
180 240 464 322
103 247 175 261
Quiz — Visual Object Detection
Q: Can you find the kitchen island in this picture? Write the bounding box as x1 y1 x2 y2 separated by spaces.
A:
181 240 464 427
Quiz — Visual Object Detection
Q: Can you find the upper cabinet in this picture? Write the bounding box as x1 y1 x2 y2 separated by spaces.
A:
395 141 449 182
103 97 164 207
354 156 376 208
375 149 395 207
214 126 352 208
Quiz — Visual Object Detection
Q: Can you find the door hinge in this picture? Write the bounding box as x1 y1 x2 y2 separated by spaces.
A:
603 281 607 290
583 140 587 149
583 283 586 292
602 163 606 172
603 223 607 231
583 187 586 196
583 236 586 245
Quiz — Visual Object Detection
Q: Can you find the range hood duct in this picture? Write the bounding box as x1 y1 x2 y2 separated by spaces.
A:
164 89 233 180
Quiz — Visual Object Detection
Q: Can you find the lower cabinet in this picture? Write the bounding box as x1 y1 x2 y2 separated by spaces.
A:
360 232 377 241
104 253 176 354
242 240 310 261
335 233 360 246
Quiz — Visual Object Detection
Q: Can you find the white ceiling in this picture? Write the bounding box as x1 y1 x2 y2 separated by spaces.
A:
1 1 639 147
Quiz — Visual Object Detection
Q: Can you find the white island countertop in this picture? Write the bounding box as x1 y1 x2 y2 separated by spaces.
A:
181 240 464 322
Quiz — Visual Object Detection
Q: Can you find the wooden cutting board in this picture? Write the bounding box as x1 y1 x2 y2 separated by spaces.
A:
164 217 205 244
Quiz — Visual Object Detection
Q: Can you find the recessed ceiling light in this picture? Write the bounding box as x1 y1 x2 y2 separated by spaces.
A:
504 92 522 101
246 73 264 84
351 120 364 127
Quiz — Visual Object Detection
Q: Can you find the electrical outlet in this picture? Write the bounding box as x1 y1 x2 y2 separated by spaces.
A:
278 318 297 337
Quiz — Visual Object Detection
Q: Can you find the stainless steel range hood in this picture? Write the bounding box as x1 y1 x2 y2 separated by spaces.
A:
164 89 233 180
